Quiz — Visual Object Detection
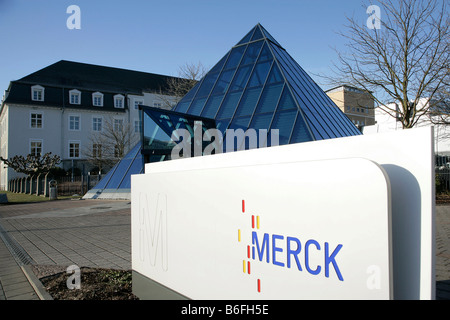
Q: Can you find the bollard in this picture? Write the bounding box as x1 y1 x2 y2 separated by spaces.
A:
49 180 58 200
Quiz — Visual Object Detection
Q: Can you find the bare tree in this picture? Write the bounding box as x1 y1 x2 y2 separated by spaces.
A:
83 132 114 175
158 62 206 109
326 0 449 129
85 116 138 172
428 68 450 124
103 116 138 158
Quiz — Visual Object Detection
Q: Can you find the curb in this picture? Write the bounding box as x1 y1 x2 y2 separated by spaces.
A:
21 265 53 300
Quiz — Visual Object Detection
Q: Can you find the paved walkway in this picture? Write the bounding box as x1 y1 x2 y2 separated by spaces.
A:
0 199 131 300
436 205 450 299
0 198 449 300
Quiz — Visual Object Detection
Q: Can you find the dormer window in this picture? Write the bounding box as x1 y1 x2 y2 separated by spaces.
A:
31 85 45 101
69 89 81 105
92 92 103 107
114 94 124 109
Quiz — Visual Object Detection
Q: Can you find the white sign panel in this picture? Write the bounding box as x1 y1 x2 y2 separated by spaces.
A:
132 157 393 299
137 126 435 300
133 127 435 300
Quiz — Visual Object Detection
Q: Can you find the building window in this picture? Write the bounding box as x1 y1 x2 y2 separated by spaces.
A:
134 99 144 110
69 89 81 105
134 120 142 133
153 102 162 108
30 113 43 129
30 140 42 157
69 141 80 158
92 92 104 107
92 144 102 158
92 117 102 132
114 118 123 132
114 94 124 109
31 85 44 101
69 115 80 131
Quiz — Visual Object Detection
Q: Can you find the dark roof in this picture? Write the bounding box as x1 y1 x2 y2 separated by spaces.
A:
3 60 183 112
325 84 373 94
4 82 128 112
17 60 179 94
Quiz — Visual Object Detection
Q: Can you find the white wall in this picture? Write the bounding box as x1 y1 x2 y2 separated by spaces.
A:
1 104 63 186
363 99 450 156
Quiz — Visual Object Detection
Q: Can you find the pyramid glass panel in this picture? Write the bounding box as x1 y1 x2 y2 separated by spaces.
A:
211 69 235 95
176 100 192 114
247 61 272 87
216 91 242 119
201 94 224 118
105 144 140 189
230 65 252 91
250 113 273 130
194 72 218 98
236 27 256 46
86 24 362 200
118 152 144 189
234 87 263 117
255 83 284 114
270 109 298 145
266 64 284 84
258 43 273 62
179 79 200 102
241 41 264 65
228 116 251 130
187 97 207 116
209 54 228 73
224 46 246 69
92 163 117 190
250 26 264 41
290 113 313 144
277 87 297 111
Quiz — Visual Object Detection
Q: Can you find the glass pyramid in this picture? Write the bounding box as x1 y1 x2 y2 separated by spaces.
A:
85 24 361 199
172 23 361 144
83 143 144 199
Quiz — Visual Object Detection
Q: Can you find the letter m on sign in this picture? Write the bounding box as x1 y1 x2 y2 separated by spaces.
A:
138 193 168 271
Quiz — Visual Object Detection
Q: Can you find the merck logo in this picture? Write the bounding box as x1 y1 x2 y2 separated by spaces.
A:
238 200 344 294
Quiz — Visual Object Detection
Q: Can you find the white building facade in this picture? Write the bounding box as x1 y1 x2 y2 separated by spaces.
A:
363 98 450 159
0 60 181 190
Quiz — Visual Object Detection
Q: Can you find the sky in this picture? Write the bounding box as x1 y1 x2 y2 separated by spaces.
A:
0 0 378 95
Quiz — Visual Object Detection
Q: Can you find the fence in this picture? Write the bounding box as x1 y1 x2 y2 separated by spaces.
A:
56 175 100 196
8 173 53 197
8 174 101 197
55 174 101 196
436 168 450 193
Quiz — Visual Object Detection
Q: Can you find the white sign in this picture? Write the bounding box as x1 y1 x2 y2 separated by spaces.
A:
132 158 392 299
132 126 435 300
